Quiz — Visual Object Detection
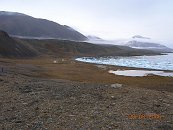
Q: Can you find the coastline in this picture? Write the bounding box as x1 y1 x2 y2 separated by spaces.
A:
1 57 173 129
75 52 173 72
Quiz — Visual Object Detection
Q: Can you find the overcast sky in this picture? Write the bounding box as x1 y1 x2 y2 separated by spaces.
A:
0 0 173 47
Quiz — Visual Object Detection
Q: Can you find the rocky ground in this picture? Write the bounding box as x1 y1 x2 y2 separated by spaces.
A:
0 65 173 130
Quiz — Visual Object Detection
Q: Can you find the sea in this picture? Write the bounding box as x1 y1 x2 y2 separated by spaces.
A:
76 53 173 71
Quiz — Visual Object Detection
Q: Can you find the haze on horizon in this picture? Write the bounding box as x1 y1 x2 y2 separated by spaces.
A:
0 0 173 47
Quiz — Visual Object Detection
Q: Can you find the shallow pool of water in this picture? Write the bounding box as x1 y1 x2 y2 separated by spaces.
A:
109 70 173 77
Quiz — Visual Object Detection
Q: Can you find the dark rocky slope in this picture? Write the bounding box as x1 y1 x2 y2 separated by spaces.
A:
24 39 160 58
0 30 37 57
0 11 87 41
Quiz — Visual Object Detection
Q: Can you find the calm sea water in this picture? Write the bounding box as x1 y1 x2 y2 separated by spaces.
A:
76 53 173 71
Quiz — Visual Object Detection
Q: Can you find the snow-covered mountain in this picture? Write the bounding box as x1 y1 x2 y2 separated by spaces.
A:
88 35 173 53
86 35 117 45
124 35 173 53
87 35 103 40
132 35 150 39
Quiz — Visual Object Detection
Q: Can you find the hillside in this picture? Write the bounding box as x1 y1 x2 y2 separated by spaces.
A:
0 30 37 57
0 30 160 58
0 11 87 41
23 39 160 58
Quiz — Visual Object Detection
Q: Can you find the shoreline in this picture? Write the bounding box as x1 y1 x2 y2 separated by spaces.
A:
75 53 173 72
76 59 173 72
0 57 173 91
0 57 173 129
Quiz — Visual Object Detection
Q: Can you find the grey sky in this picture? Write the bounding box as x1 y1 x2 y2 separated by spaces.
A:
0 0 173 47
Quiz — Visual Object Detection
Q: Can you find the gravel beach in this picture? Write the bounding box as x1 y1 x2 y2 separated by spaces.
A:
0 61 173 130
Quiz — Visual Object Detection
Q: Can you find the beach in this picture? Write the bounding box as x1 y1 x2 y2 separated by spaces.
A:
0 57 173 129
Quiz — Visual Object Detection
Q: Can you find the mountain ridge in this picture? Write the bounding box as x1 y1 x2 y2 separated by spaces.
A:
0 30 160 58
0 11 87 41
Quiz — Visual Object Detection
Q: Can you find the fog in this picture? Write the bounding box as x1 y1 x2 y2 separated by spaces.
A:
0 0 173 47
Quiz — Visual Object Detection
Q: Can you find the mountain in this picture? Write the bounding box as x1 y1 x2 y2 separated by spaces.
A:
86 35 117 45
124 36 173 53
132 35 150 39
87 35 103 40
0 30 160 58
24 39 159 57
0 11 87 41
87 35 173 53
0 30 37 57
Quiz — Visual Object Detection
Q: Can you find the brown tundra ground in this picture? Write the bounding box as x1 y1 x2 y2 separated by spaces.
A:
0 57 173 130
